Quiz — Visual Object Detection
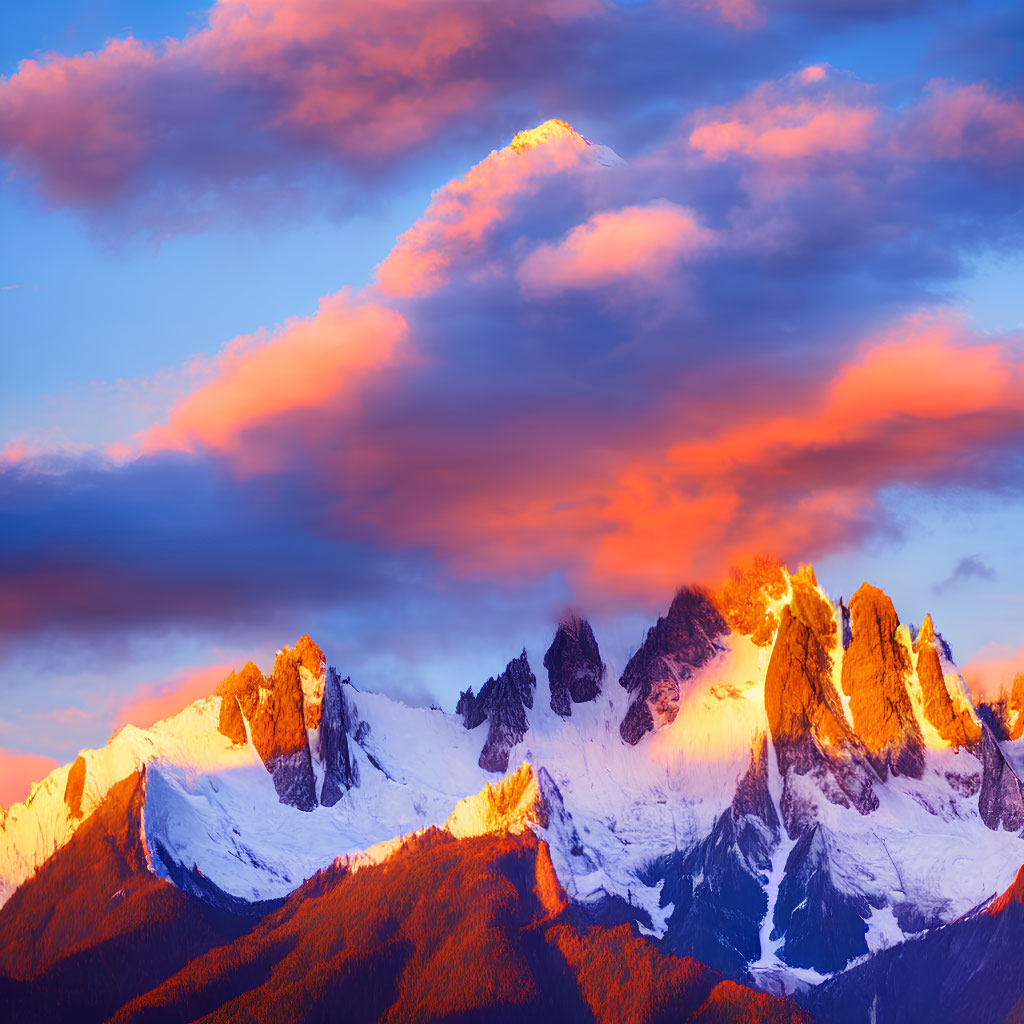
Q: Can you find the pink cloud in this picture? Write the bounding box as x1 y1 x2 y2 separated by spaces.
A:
689 77 878 161
113 662 235 731
0 37 159 201
0 748 59 809
895 81 1024 162
688 67 1024 173
1 438 30 465
0 0 614 209
376 120 608 298
517 201 715 297
962 644 1024 702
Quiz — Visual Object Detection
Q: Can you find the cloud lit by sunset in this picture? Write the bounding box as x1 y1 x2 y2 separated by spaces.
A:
2 0 1023 769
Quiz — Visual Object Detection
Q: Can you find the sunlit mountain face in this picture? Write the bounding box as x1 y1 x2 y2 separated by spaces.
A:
2 1 1024 1022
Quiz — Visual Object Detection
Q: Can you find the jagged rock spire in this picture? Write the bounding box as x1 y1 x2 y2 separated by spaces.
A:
214 639 321 812
619 587 727 745
320 667 359 807
457 650 537 773
544 615 605 718
840 584 924 780
765 572 878 836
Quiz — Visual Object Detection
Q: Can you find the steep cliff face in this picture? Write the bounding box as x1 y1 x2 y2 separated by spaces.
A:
765 573 878 836
840 584 924 780
457 650 537 773
214 640 320 812
319 667 359 807
806 862 1024 1024
619 588 727 745
978 724 1024 831
913 615 981 750
654 733 782 979
544 616 605 717
772 825 874 974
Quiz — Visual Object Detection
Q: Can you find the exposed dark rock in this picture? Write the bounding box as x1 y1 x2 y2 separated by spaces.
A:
732 732 780 841
841 583 924 780
840 600 852 650
618 587 727 745
535 767 595 873
645 733 782 981
320 667 360 807
544 616 605 717
913 614 981 751
765 574 878 836
978 723 1024 831
214 645 318 812
805 864 1024 1024
64 755 87 820
773 825 874 974
457 650 536 773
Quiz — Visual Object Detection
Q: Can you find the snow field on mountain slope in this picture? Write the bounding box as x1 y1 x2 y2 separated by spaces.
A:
145 687 494 901
0 698 254 906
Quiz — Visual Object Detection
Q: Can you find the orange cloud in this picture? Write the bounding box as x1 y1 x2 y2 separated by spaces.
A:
140 295 408 465
517 201 715 297
114 662 235 732
0 748 59 809
376 120 610 298
396 314 1024 597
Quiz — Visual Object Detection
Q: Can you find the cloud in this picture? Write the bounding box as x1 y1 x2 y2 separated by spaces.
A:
962 643 1024 702
895 81 1024 163
0 748 59 809
0 0 797 231
138 295 409 467
376 120 612 298
688 67 878 161
933 554 997 595
517 200 715 297
3 79 1024 655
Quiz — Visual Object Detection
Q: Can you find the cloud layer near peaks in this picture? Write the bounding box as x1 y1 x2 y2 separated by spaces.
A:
4 65 1024 652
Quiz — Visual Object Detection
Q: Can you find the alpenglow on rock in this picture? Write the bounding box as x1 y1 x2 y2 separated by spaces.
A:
214 638 322 811
841 583 925 780
764 569 878 836
456 650 537 773
543 616 605 718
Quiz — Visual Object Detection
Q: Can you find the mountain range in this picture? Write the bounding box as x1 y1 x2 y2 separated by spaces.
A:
2 558 1023 1023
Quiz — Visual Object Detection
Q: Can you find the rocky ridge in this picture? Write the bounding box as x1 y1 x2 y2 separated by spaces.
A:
544 615 605 717
618 587 728 745
456 650 537 772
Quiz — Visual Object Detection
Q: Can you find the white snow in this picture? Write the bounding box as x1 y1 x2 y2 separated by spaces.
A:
3 569 1024 992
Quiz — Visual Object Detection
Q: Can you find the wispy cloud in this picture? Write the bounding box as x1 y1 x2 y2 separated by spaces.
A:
933 554 998 595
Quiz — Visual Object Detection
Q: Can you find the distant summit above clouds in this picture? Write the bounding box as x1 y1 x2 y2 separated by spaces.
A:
2 559 1024 1021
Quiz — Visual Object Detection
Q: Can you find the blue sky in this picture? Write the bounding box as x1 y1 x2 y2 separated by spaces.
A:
2 0 1023 768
